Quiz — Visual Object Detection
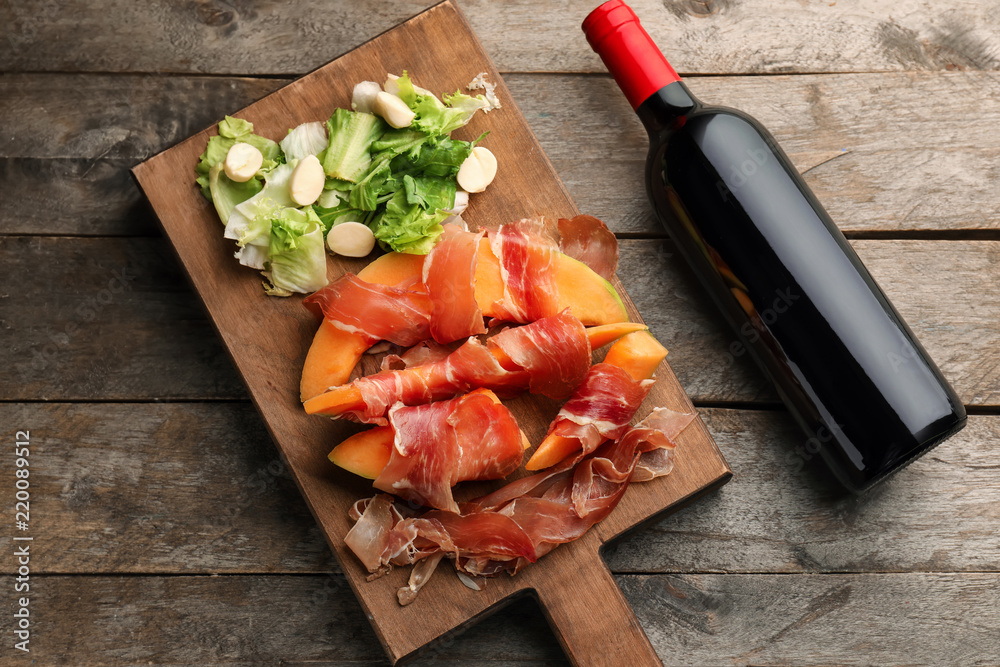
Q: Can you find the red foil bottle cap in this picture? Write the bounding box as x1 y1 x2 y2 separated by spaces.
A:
582 0 680 110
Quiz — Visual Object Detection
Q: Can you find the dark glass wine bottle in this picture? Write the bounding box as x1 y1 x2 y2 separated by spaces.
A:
583 0 966 492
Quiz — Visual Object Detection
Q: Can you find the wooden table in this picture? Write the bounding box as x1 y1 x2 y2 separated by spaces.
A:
2 1 998 664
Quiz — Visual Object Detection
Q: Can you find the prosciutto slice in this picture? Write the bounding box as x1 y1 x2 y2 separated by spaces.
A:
345 406 693 603
339 311 590 424
489 310 590 400
374 392 525 512
487 216 619 323
556 215 619 280
303 273 432 347
488 217 561 323
623 407 696 482
546 363 655 459
423 224 487 344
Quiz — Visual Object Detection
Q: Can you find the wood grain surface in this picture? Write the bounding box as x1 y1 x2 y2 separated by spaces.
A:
130 3 728 664
3 0 998 664
6 0 1000 75
3 237 995 406
6 71 1000 235
2 403 995 577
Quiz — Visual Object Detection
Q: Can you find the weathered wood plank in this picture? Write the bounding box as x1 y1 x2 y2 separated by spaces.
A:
0 74 281 161
0 235 246 400
622 573 1000 666
2 237 996 405
5 0 1000 75
2 403 997 576
4 72 999 235
606 410 1000 574
6 573 998 664
0 158 159 236
1 574 565 665
0 402 335 575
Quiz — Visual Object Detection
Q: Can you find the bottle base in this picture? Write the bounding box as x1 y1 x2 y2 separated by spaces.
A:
832 415 968 495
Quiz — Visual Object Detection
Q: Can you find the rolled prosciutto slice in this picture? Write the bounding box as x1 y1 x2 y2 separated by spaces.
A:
423 224 488 344
374 392 525 513
304 311 591 424
545 364 654 460
488 217 561 323
345 406 692 604
303 273 432 347
487 216 620 323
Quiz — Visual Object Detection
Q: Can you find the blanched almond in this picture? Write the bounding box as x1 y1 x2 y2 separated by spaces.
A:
446 189 470 215
457 147 497 193
224 143 263 183
351 81 382 114
327 221 376 258
290 155 326 206
373 91 416 129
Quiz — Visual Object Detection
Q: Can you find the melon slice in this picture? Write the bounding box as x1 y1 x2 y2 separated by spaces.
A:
301 240 629 401
524 331 669 471
305 324 647 418
327 389 527 480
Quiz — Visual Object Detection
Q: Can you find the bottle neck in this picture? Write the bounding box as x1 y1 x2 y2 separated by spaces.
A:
636 80 699 136
582 0 682 111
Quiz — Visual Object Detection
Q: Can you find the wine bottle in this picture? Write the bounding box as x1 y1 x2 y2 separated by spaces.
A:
583 0 966 493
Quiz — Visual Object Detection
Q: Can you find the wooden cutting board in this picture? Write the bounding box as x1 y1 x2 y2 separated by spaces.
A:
132 2 731 664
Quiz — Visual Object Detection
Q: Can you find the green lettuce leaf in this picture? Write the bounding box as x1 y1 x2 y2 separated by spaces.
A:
402 174 455 211
195 115 282 213
391 136 474 178
263 207 329 296
392 72 493 137
322 109 386 182
280 121 328 162
224 162 297 268
349 154 396 211
371 189 448 254
207 163 263 225
314 196 367 234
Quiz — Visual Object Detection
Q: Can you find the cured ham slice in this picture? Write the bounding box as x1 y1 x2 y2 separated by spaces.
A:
423 224 487 343
374 392 525 512
557 215 619 280
486 216 619 323
488 217 561 323
379 340 454 372
489 311 591 400
545 364 654 460
305 311 591 423
303 273 432 347
526 330 669 470
344 406 693 603
346 338 526 424
623 407 696 482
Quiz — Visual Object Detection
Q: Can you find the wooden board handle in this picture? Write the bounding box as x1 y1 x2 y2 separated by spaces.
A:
535 553 662 667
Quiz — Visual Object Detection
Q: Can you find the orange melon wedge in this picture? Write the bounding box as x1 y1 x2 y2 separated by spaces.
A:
524 331 668 471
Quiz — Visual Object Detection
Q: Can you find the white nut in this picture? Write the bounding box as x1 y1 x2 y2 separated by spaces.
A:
289 155 326 206
446 189 469 215
383 73 402 97
224 143 263 183
384 73 435 98
373 91 416 129
327 221 376 258
456 147 497 193
351 81 382 114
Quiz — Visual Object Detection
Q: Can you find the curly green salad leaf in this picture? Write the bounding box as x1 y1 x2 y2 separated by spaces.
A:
196 72 500 294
